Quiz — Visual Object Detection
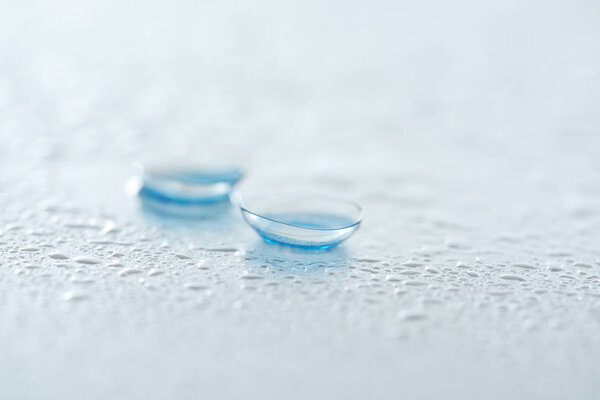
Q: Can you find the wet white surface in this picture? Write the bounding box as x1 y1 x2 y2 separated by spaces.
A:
1 1 600 399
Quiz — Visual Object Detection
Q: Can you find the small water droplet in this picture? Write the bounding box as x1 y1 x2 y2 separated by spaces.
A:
404 281 428 286
204 246 239 253
48 252 69 260
500 275 526 282
184 282 209 290
73 256 101 265
356 258 382 263
512 263 537 270
108 262 124 268
240 274 264 280
20 247 40 252
403 262 424 267
398 270 420 276
119 268 142 276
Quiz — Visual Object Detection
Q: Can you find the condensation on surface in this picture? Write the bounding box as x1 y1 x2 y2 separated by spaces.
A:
1 1 600 399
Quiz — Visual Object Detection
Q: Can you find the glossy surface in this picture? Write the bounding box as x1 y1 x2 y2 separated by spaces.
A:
240 195 362 249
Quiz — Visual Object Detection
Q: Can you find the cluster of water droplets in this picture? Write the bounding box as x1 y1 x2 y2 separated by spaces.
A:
2 194 600 347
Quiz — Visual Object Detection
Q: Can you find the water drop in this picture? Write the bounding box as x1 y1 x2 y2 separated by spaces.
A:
512 263 537 270
500 275 525 282
108 262 124 268
20 247 40 252
73 256 101 265
240 274 264 280
119 268 142 276
356 258 382 263
403 262 424 267
184 282 209 290
48 252 69 260
398 270 420 276
204 246 239 253
404 281 428 286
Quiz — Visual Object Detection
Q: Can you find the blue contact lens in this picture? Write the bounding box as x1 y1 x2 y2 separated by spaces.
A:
137 166 243 217
238 194 362 250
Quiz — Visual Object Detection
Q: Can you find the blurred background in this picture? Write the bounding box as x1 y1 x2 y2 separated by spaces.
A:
1 0 600 399
2 0 599 188
2 0 600 234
